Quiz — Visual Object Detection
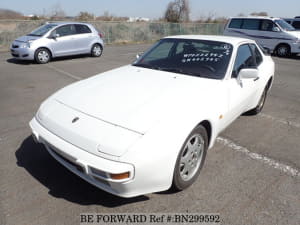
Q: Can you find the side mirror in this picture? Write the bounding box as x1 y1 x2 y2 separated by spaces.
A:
49 33 60 39
272 27 280 32
136 52 144 59
238 68 259 79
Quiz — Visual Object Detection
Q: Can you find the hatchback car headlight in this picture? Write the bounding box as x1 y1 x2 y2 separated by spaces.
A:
19 42 30 48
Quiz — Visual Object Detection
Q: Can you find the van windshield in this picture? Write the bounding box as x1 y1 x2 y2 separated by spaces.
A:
275 19 296 31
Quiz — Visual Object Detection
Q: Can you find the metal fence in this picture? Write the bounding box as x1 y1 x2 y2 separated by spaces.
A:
0 20 225 49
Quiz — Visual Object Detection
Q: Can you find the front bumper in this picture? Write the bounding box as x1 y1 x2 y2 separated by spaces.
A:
10 47 35 60
291 42 300 54
29 117 137 198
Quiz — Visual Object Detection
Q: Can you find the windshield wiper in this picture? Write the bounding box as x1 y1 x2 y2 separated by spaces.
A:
27 34 41 37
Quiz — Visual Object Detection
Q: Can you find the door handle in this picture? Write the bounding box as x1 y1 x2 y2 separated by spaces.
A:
254 77 260 81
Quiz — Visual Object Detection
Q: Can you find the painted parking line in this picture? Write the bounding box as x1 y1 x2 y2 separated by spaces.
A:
260 113 300 129
45 64 82 81
217 137 300 177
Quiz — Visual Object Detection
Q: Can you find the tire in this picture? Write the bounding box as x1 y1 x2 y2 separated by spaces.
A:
276 44 290 57
245 86 268 115
91 44 103 57
172 125 208 191
34 48 51 64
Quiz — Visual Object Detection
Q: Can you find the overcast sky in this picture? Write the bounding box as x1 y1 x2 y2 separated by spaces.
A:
1 0 299 19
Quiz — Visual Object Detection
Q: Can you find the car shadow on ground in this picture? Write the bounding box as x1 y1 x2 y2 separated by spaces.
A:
6 54 93 65
15 136 149 207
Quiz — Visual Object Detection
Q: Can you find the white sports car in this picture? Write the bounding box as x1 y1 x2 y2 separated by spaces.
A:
30 35 274 197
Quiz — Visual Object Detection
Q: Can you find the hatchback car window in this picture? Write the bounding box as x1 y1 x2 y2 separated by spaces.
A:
28 24 58 37
75 24 92 34
134 38 233 79
241 19 260 30
54 25 76 37
232 44 255 77
249 44 263 66
228 19 243 29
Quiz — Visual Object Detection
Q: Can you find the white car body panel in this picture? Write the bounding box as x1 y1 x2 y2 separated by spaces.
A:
30 35 275 197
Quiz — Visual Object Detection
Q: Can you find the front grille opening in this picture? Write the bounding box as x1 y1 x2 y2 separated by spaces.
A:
92 175 110 186
50 147 84 173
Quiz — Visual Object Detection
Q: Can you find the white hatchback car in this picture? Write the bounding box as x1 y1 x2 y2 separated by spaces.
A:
10 22 104 63
30 35 274 197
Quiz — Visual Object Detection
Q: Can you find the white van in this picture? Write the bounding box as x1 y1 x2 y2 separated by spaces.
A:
224 17 300 57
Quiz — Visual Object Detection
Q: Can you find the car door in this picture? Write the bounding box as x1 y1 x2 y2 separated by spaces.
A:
49 24 77 56
259 19 283 50
226 44 260 123
72 24 94 54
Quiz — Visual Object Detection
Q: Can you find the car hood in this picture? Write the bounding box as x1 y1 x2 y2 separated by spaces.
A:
53 65 220 134
15 35 40 43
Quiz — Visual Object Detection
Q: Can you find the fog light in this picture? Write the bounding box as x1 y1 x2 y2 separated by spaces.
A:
110 172 130 180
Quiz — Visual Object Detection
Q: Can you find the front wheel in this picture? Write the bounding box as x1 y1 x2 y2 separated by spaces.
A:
35 48 51 64
91 44 103 57
276 44 290 57
172 125 208 191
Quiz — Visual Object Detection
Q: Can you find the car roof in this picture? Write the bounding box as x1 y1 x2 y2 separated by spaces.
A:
164 35 256 46
228 16 281 21
46 21 92 26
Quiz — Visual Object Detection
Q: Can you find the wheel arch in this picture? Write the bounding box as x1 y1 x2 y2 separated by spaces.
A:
91 42 103 49
274 42 291 53
198 120 212 148
266 76 274 91
35 47 53 58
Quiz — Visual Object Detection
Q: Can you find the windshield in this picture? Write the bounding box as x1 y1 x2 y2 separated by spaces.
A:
28 24 58 37
275 19 296 31
133 38 233 79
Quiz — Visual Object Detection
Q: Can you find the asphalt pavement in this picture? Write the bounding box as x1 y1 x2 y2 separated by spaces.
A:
0 44 299 225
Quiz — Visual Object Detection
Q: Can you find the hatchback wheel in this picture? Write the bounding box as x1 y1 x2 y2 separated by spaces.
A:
172 125 208 191
35 48 51 64
91 44 103 57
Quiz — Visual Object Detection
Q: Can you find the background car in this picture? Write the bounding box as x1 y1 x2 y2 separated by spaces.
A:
283 17 300 30
30 35 274 197
10 22 104 64
224 16 300 57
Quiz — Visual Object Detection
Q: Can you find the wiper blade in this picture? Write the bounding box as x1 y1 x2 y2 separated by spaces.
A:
27 34 40 36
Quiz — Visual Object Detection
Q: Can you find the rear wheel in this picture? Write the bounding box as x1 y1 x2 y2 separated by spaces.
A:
91 44 103 57
35 48 51 64
276 44 290 57
245 86 268 115
172 125 208 191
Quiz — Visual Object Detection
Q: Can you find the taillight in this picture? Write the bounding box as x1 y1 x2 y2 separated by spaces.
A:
98 33 104 38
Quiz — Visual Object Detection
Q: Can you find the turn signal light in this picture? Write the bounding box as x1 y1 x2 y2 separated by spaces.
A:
110 172 130 180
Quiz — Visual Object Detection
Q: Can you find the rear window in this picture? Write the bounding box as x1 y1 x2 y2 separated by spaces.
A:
228 19 243 28
75 24 92 34
241 19 260 30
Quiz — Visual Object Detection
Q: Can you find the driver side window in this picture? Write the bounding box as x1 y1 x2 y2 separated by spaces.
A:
53 25 76 37
232 44 256 78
